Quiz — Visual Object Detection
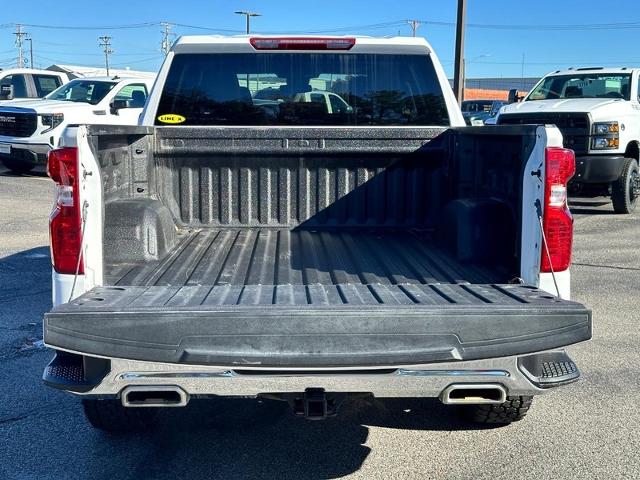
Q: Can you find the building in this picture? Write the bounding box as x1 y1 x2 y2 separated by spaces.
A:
450 77 541 100
46 64 156 79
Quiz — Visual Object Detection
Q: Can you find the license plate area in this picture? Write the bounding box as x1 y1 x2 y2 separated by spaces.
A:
0 144 11 155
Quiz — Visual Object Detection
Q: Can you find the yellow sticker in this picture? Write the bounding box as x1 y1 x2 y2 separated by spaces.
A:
157 114 186 124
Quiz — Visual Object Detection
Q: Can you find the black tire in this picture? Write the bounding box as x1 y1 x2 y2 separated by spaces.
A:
82 399 158 432
2 158 35 175
465 395 533 425
611 157 639 214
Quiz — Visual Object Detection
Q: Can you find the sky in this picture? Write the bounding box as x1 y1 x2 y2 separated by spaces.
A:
2 0 640 79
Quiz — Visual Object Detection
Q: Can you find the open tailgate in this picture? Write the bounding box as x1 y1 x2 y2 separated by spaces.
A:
45 283 591 367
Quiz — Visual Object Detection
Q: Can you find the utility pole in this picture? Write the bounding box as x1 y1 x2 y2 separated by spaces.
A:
160 22 175 57
407 19 421 37
98 35 113 76
14 24 29 68
26 37 33 68
452 0 467 104
234 11 261 34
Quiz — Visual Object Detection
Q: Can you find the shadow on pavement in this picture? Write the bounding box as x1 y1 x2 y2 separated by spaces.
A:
2 247 497 480
0 160 48 176
570 207 617 216
569 198 615 216
0 246 51 303
69 396 493 479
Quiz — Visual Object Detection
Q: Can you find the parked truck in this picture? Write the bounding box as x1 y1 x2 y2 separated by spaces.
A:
0 68 70 103
42 35 591 431
0 75 155 173
497 67 640 213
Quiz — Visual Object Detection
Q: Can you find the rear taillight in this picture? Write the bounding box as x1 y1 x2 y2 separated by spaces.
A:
541 147 575 273
249 37 356 50
48 147 83 275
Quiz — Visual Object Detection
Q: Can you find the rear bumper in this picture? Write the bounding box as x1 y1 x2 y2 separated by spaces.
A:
0 141 52 166
43 349 580 398
572 154 626 184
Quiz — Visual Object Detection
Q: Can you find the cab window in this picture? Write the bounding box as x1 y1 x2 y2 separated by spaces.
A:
0 74 28 98
114 84 148 108
329 93 349 113
33 74 63 97
157 53 450 126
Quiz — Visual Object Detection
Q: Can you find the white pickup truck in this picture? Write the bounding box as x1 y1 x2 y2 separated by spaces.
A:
42 35 591 431
498 67 640 213
0 68 70 103
0 75 155 173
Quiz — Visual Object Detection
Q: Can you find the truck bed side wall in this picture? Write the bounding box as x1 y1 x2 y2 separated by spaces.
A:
85 125 539 283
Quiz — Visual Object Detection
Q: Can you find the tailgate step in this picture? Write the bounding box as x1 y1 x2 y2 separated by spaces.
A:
517 351 580 388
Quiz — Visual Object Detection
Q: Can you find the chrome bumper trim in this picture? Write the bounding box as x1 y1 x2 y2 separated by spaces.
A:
76 355 543 399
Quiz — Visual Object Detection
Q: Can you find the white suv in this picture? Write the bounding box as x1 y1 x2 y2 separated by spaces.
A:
497 67 640 213
0 75 155 174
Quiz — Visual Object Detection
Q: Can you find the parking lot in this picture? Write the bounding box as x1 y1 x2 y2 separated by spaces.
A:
0 166 638 480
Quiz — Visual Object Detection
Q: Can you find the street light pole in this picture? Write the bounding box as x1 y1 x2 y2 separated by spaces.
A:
453 0 467 105
26 37 33 68
234 11 261 34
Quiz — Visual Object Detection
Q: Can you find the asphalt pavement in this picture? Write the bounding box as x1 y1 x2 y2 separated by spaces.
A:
1 166 638 480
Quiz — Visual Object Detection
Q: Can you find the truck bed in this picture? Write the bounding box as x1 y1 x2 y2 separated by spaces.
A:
45 125 592 368
48 226 590 367
105 228 501 292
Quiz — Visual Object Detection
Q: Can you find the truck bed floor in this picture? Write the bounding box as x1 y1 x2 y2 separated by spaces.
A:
105 228 501 289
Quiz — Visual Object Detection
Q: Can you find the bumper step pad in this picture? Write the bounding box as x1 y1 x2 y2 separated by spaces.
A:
43 352 110 393
518 351 580 388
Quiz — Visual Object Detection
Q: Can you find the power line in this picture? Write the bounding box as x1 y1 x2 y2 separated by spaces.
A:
267 19 640 35
30 49 158 57
4 19 640 34
111 56 161 68
98 35 113 76
19 22 159 31
415 19 640 31
172 22 242 33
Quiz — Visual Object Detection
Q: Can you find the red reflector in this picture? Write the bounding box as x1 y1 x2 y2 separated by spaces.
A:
545 146 576 185
249 37 355 50
541 208 573 272
48 147 83 275
541 147 575 273
47 147 77 185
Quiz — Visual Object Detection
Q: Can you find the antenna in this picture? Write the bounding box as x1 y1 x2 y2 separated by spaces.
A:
98 35 113 76
14 24 29 68
160 22 176 57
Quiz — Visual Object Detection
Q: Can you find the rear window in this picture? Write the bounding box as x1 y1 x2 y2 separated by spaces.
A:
33 74 63 97
155 53 450 126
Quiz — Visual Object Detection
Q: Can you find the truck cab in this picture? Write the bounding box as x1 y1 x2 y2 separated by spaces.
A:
0 68 70 103
0 75 155 173
497 67 640 213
